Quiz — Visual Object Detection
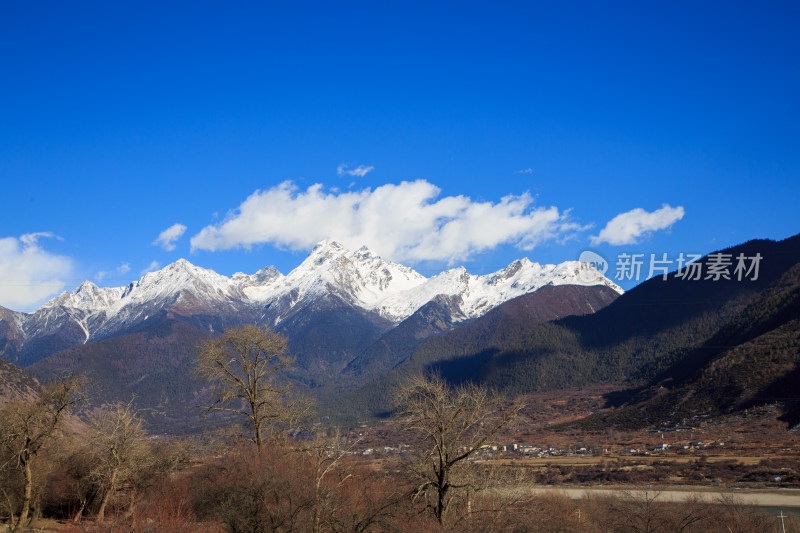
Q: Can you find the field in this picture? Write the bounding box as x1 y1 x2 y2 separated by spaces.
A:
522 485 800 509
359 387 800 495
4 382 800 532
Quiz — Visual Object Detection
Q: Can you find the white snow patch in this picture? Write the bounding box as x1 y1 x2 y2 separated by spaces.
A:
28 242 622 339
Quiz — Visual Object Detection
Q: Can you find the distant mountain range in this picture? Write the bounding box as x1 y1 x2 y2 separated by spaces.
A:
341 234 800 428
3 234 796 433
579 252 800 429
0 241 620 368
0 241 620 431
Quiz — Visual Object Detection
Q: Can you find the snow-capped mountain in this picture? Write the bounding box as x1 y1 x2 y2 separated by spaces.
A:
0 240 621 367
241 241 429 324
239 240 621 324
44 259 248 315
0 240 625 430
24 259 251 347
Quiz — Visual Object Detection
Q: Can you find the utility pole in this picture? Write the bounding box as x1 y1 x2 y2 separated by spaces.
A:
777 510 787 533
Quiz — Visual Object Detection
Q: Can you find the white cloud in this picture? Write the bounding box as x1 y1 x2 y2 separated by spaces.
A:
0 233 73 311
337 163 374 177
515 168 534 174
590 204 685 246
141 260 161 275
190 180 582 264
95 263 132 283
153 223 187 251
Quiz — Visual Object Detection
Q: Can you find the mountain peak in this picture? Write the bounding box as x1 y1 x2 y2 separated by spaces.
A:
25 241 623 344
163 258 195 271
355 245 377 259
232 265 283 287
43 279 122 312
311 240 346 253
76 280 100 292
143 258 231 284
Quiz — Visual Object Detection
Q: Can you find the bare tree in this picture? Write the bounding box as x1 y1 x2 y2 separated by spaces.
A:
601 487 667 533
189 445 316 532
87 400 150 522
0 373 86 532
302 428 383 533
195 324 312 453
394 373 524 526
61 444 98 524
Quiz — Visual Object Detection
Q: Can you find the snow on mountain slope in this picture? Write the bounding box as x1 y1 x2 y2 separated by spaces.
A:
242 240 622 323
10 240 622 347
231 266 282 288
375 258 622 322
44 259 247 315
45 281 126 312
242 241 428 313
117 259 247 310
0 305 26 333
461 258 622 318
35 259 253 342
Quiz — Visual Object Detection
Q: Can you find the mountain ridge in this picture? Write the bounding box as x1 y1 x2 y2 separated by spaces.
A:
574 259 800 430
1 241 620 367
7 242 622 431
364 234 800 427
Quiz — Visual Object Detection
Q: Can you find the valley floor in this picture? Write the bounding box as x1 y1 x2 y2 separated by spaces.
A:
520 485 800 510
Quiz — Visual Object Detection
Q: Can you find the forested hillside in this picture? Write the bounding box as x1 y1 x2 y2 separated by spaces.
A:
577 260 800 429
329 284 621 419
339 235 800 421
0 358 39 405
435 236 800 393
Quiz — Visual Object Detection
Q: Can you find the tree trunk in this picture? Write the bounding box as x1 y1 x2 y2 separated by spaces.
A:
254 413 263 453
435 469 448 525
12 458 32 533
123 490 138 520
313 476 323 533
2 489 16 531
73 498 87 523
28 501 40 529
96 467 118 522
436 489 446 525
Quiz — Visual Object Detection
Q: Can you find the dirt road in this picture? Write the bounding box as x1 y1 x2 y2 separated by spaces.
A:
524 485 800 508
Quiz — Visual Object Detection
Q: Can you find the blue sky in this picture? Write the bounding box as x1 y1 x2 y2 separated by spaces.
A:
2 1 799 311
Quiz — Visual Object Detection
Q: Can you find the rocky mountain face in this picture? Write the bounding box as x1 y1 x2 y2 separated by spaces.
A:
0 241 621 430
1 240 620 369
0 358 39 406
368 234 800 429
325 283 622 420
342 284 622 383
4 234 799 432
579 258 800 430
